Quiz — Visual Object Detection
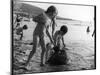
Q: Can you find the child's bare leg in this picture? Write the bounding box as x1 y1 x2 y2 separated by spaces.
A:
45 43 49 62
45 43 52 62
39 36 46 66
25 36 38 66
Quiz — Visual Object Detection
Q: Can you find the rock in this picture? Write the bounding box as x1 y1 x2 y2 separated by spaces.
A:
47 46 68 66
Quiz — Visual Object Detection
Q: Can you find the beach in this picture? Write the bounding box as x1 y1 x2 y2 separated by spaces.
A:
13 18 95 74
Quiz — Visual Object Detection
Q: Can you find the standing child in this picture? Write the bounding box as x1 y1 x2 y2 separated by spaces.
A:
14 14 23 29
23 6 58 66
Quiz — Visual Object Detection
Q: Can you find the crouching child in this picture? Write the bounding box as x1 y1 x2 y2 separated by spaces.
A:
46 25 68 65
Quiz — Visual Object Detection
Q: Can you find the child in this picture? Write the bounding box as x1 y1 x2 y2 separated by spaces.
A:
23 6 58 66
46 25 68 62
53 25 68 49
16 25 28 40
14 14 23 29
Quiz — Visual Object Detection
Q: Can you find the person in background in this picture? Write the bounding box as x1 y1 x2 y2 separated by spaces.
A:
16 25 28 40
86 26 90 34
14 14 23 29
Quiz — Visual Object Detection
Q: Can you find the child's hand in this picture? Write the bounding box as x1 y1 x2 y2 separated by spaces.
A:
51 40 54 46
50 40 56 47
63 44 66 47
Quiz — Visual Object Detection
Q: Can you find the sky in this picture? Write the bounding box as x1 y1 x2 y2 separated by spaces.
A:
18 1 95 22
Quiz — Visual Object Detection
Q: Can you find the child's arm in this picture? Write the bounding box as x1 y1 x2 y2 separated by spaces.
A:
46 25 54 45
53 31 58 46
53 17 57 26
52 17 57 38
52 17 57 27
62 37 66 47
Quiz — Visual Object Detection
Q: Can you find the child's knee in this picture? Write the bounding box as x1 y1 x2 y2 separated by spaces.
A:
40 41 46 50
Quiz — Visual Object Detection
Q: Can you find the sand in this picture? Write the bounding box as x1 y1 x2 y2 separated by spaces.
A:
13 17 95 74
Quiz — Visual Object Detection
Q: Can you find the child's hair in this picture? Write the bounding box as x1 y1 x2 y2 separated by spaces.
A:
45 6 57 15
53 46 60 52
23 25 28 30
60 25 68 35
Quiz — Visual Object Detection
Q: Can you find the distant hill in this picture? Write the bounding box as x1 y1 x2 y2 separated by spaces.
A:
13 2 75 21
13 2 44 17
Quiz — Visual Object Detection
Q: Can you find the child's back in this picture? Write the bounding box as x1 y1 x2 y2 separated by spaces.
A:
33 12 51 35
53 30 63 49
